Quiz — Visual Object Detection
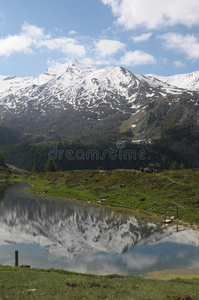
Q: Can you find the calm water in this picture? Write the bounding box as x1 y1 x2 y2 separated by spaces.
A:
0 183 199 275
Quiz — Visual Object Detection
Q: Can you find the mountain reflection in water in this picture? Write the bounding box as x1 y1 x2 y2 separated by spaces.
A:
0 183 199 275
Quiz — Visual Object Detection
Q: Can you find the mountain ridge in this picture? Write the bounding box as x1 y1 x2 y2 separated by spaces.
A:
0 60 199 151
1 60 199 92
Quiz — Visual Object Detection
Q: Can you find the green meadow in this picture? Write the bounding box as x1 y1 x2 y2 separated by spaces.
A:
1 265 199 300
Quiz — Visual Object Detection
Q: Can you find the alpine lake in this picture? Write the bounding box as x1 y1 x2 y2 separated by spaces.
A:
0 183 199 276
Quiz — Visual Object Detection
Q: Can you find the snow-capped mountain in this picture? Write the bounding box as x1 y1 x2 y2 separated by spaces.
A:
146 71 199 91
0 60 199 143
0 75 33 95
0 60 163 114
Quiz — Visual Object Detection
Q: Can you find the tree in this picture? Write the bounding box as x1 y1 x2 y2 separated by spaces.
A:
179 162 185 169
97 166 104 170
45 158 58 172
170 161 180 170
0 152 5 166
32 165 40 173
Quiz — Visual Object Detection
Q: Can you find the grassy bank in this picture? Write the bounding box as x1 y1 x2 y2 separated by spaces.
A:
1 265 199 300
13 168 199 227
0 164 28 182
1 165 199 225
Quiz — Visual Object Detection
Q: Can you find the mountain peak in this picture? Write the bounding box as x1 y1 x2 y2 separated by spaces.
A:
66 59 84 68
44 60 98 78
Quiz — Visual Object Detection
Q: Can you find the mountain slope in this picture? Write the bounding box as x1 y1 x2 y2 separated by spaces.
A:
146 71 199 91
0 60 199 147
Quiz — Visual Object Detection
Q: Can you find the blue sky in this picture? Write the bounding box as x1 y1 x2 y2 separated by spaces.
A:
0 0 199 77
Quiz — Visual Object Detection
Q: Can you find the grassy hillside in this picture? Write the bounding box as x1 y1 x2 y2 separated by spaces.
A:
1 265 199 300
9 168 199 227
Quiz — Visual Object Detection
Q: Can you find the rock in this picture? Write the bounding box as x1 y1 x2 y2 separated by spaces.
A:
120 184 126 188
162 219 172 224
83 177 88 181
139 198 145 202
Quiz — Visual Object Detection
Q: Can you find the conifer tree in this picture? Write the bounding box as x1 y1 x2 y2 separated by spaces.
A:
45 158 58 172
32 165 40 173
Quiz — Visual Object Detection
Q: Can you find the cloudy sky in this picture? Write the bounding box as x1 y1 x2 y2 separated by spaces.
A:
0 0 199 77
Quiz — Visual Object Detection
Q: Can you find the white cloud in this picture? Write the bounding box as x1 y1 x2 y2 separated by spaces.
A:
0 23 85 58
38 37 85 57
161 33 199 60
0 34 33 56
68 30 78 35
132 33 152 43
0 23 50 57
84 57 114 66
95 39 125 57
46 59 61 67
173 60 185 68
102 0 199 30
81 57 96 66
121 50 156 66
22 22 46 38
0 21 156 69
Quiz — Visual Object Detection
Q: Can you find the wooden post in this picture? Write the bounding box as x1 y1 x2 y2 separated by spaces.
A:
176 205 178 216
15 251 18 267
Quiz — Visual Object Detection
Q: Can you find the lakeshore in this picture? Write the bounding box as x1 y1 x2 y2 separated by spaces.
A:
8 167 199 228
